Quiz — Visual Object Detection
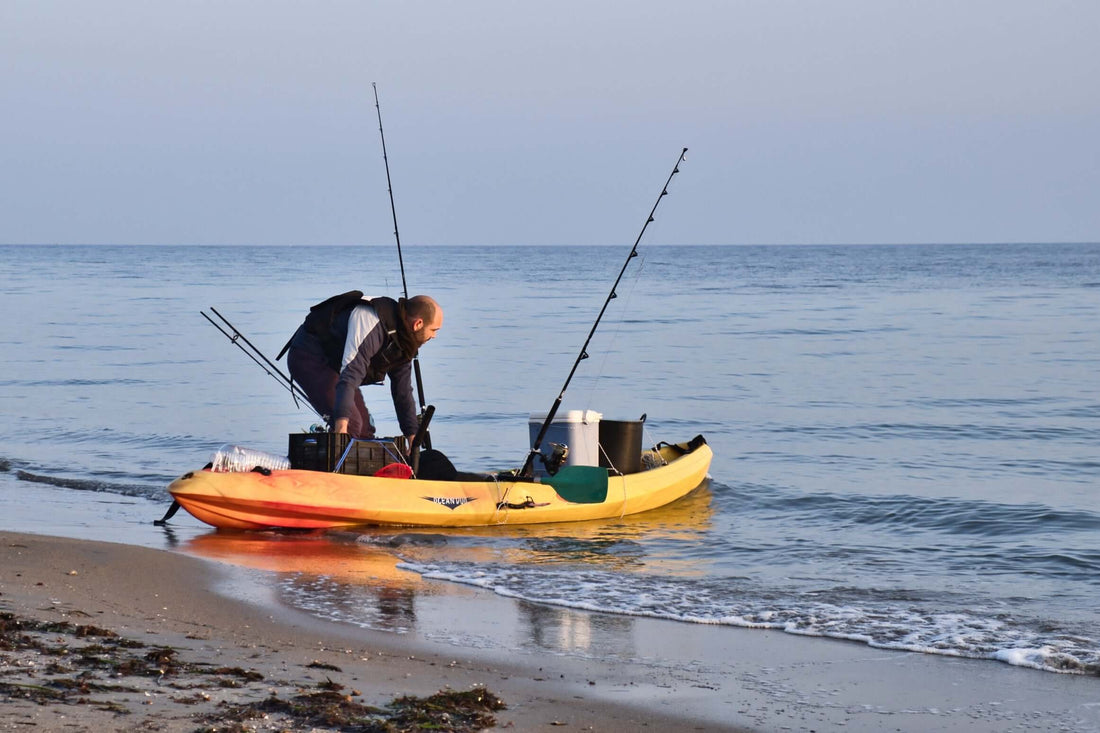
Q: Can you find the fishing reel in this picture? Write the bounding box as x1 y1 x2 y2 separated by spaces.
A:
537 442 569 476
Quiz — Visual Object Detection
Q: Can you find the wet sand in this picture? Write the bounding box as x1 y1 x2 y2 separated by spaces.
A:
0 531 742 731
2 530 1098 732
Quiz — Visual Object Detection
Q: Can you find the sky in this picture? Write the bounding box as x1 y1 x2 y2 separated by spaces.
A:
2 1 1098 246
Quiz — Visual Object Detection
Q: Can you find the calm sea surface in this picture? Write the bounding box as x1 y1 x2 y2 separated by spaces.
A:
1 242 1098 675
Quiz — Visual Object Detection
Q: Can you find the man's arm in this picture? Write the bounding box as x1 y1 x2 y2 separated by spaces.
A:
388 360 419 441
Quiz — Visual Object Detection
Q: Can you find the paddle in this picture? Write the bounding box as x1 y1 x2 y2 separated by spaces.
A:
540 465 609 504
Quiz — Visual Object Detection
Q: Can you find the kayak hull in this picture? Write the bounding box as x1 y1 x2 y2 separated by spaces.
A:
168 439 712 530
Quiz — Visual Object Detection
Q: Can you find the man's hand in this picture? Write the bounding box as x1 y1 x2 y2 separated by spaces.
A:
334 418 350 434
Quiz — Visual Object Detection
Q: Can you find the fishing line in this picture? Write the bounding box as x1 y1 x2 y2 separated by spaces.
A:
373 82 433 449
580 251 673 466
373 82 409 300
580 250 648 413
202 307 322 420
521 148 688 478
587 253 651 476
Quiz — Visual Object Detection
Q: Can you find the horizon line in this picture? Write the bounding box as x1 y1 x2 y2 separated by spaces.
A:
3 241 1099 248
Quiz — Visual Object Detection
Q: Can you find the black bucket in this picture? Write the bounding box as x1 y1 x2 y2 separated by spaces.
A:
598 418 644 475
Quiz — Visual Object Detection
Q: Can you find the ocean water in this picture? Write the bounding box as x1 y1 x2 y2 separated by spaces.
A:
1 242 1099 676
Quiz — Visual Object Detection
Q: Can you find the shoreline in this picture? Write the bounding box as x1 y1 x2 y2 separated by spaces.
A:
3 530 1099 732
0 530 742 732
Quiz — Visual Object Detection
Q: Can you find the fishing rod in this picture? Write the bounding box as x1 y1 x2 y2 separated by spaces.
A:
155 309 320 528
373 82 432 449
519 147 688 479
201 307 323 420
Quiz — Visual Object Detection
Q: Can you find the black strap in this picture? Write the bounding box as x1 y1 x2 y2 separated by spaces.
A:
153 501 181 526
497 497 537 510
276 335 293 361
655 434 707 456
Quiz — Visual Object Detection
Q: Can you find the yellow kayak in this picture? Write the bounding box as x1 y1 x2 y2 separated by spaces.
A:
168 437 712 530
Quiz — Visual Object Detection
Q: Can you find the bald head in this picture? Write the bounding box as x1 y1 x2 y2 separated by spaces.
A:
405 295 439 323
405 295 443 345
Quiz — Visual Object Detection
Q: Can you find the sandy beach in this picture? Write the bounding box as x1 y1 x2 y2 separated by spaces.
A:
1 530 735 732
2 530 1098 732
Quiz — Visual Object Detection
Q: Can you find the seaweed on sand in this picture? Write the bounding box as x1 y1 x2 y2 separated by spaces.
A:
2 609 508 730
0 610 259 710
204 683 506 732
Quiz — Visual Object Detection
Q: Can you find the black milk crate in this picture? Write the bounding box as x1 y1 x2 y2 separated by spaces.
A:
288 433 403 475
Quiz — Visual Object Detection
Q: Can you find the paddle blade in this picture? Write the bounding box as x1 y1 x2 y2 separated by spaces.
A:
542 466 609 504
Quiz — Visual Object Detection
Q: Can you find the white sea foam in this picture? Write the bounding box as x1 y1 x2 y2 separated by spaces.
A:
397 560 1100 675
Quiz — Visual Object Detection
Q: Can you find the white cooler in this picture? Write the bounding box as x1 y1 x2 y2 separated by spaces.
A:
528 409 602 474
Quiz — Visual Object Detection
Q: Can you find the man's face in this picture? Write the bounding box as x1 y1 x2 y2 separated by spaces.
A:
412 311 443 345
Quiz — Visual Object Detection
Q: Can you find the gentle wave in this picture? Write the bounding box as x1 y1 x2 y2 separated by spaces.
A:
402 562 1100 675
0 378 149 387
736 326 908 336
729 489 1100 538
916 396 1061 409
766 421 1100 442
26 427 222 452
14 469 166 501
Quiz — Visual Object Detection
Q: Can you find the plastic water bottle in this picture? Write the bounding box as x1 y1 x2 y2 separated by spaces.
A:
210 444 291 473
